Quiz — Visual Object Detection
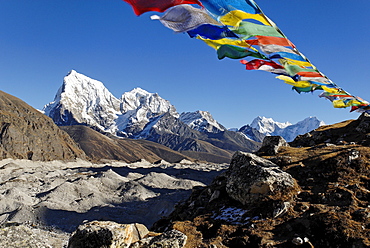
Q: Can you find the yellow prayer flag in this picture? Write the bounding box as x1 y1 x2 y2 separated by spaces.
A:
321 86 341 94
276 75 312 88
332 99 363 108
332 100 355 108
219 10 271 27
197 37 259 52
282 58 315 68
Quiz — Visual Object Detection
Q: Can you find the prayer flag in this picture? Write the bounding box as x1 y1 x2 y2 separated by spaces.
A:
188 24 238 39
217 45 266 59
150 5 218 32
219 10 271 27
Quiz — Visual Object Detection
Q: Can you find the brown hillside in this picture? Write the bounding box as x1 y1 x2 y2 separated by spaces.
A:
60 125 194 163
0 91 86 161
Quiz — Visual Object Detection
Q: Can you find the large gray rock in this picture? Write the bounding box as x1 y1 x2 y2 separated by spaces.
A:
225 152 298 207
67 221 149 248
256 136 289 156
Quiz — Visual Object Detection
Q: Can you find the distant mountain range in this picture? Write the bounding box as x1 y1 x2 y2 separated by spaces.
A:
43 70 324 161
238 116 325 142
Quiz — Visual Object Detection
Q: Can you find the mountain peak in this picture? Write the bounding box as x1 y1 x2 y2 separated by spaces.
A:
250 116 291 134
130 87 150 95
120 87 177 116
43 71 121 131
67 69 77 76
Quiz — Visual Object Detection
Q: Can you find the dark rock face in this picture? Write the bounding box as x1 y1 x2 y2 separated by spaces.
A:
0 91 86 161
238 124 266 142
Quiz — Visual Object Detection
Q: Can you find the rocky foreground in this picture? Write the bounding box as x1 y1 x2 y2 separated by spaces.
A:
151 114 370 248
2 114 370 247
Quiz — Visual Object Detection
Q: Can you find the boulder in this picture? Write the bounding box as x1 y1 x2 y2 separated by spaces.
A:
67 221 149 248
225 152 298 209
256 136 289 156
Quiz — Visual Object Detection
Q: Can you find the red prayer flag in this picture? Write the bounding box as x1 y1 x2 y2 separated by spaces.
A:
123 0 203 15
296 71 323 77
240 59 284 70
245 36 296 48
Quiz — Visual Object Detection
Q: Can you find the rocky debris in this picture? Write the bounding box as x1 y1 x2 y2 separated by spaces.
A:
0 90 86 161
256 135 290 156
67 220 187 248
224 152 298 210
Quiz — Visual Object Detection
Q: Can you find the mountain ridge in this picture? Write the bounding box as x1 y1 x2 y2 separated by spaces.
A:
43 71 261 160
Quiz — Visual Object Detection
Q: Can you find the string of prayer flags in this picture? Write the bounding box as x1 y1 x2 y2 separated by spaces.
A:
122 0 370 112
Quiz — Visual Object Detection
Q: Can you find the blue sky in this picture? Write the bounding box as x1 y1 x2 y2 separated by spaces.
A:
1 0 369 128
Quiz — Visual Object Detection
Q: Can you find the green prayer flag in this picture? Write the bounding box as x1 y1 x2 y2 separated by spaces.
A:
217 45 266 60
233 21 284 38
283 64 318 76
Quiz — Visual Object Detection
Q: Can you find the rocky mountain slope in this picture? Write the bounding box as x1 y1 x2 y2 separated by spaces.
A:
0 90 86 161
152 114 370 248
43 70 260 161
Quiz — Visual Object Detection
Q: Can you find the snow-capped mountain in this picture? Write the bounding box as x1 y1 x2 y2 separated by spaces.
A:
180 111 226 133
44 71 260 160
44 70 323 161
278 117 325 142
117 87 178 136
44 70 178 137
250 116 291 134
239 116 325 142
43 70 121 133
